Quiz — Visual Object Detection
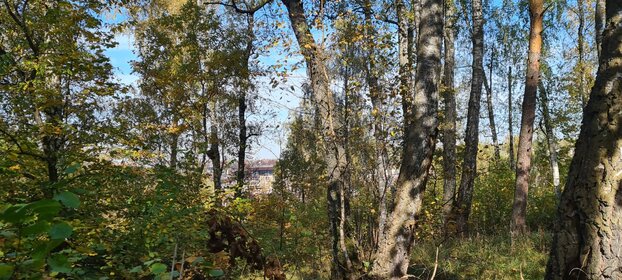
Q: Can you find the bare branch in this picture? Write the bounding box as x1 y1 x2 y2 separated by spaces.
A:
204 0 272 14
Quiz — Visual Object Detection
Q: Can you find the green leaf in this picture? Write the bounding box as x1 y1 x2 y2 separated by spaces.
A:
48 254 71 274
31 239 64 261
129 265 143 273
0 204 28 223
64 163 80 175
149 263 167 275
0 263 14 280
208 269 224 277
48 222 72 240
54 191 80 209
23 220 51 236
27 200 62 220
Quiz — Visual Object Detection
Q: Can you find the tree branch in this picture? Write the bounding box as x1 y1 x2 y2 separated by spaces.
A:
204 0 272 14
3 0 39 56
0 127 46 160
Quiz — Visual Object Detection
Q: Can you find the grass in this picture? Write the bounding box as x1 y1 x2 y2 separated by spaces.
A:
237 232 551 279
408 232 551 280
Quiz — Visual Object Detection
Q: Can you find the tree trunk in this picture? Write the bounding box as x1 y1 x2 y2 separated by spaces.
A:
441 0 457 227
170 130 179 170
578 0 588 109
362 0 390 249
538 81 560 200
207 100 222 191
363 0 390 249
169 109 180 170
511 0 544 237
281 0 352 278
545 2 622 278
595 0 605 62
370 0 443 277
236 14 255 196
483 47 500 161
508 66 515 171
449 0 484 236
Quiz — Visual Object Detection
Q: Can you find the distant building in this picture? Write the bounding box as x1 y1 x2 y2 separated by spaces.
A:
246 159 277 195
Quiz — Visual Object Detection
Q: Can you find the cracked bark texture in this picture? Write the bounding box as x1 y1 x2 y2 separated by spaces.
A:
545 1 622 279
370 0 442 277
511 0 543 237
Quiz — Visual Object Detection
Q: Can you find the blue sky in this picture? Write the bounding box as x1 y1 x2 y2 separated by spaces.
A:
102 7 304 160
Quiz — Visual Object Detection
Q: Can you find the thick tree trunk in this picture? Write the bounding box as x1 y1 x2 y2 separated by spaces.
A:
508 66 515 171
538 81 560 199
370 0 443 277
449 0 484 236
545 2 622 278
441 0 457 226
510 0 543 237
281 0 352 278
483 48 500 161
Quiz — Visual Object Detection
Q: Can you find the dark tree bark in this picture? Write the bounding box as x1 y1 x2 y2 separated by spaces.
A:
449 0 484 236
508 66 515 171
236 13 255 196
370 0 443 277
511 0 544 237
441 0 457 226
281 0 353 278
546 2 622 278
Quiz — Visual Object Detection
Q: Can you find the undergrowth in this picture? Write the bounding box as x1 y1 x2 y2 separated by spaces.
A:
408 232 550 280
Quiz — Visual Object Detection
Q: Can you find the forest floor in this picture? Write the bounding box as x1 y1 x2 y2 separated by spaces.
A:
238 232 550 279
408 232 550 279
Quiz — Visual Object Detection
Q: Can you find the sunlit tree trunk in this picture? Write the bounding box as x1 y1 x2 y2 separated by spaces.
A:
449 0 484 236
578 0 587 109
281 0 353 278
510 0 543 237
595 0 605 62
370 0 443 277
546 2 622 277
